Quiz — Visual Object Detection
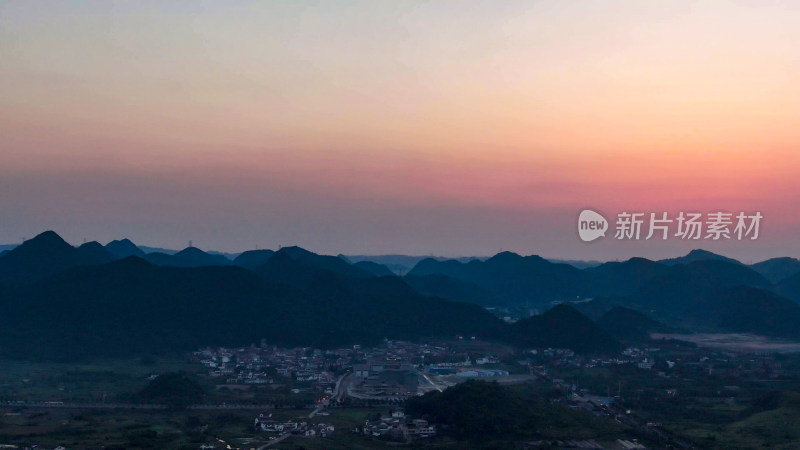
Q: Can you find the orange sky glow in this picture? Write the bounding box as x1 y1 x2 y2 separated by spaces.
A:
1 1 799 260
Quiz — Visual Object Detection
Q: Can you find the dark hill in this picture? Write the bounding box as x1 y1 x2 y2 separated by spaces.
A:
233 249 275 270
0 256 502 360
777 271 800 303
134 372 205 409
617 260 798 337
634 260 771 317
504 304 622 353
752 257 800 284
256 250 352 287
408 252 591 306
659 249 742 266
105 238 146 259
404 274 499 306
699 286 800 339
144 246 232 267
0 231 109 284
597 307 673 343
77 241 113 263
584 257 669 297
570 297 633 320
353 260 395 277
343 255 484 275
409 257 465 277
270 246 372 278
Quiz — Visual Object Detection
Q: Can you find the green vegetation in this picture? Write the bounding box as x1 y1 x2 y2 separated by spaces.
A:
134 372 205 409
405 380 626 442
648 392 800 449
0 407 396 450
0 357 193 403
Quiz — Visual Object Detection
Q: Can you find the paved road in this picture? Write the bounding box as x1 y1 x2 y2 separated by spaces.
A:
420 372 444 392
257 432 290 449
308 405 322 418
308 372 349 418
333 372 350 402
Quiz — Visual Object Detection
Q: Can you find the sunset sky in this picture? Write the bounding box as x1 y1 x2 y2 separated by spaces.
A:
1 1 799 261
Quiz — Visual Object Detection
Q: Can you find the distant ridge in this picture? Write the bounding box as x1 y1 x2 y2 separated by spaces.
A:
3 230 800 358
408 251 591 305
353 261 395 277
404 274 498 306
264 246 373 278
138 245 179 255
105 238 146 259
751 257 800 284
0 231 109 284
343 254 485 274
658 249 742 266
0 253 502 360
233 249 275 270
584 257 670 297
145 247 232 268
547 258 603 269
78 241 113 264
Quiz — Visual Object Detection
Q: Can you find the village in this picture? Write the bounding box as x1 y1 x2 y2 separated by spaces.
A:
187 336 800 447
2 337 798 449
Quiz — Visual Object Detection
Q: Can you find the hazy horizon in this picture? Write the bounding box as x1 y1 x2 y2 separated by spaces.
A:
2 1 799 261
1 228 793 265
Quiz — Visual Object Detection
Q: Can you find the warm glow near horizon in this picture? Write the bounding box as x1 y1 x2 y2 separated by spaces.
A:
1 0 799 260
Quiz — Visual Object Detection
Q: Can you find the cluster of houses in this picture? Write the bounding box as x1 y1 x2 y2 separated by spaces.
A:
351 363 421 399
521 346 671 374
353 410 436 441
192 339 514 403
192 346 339 388
253 413 334 438
192 339 496 384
